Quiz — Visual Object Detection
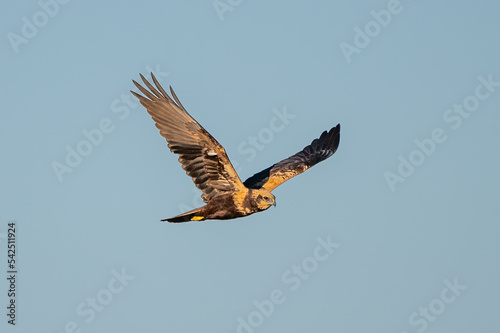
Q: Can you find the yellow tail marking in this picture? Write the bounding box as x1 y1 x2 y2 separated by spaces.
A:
191 216 204 221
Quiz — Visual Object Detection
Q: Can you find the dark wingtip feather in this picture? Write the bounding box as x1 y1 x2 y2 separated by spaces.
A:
151 72 169 99
169 86 186 110
330 124 340 152
130 90 141 98
131 79 141 91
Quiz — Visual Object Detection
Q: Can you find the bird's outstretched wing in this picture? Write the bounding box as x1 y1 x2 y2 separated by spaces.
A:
131 73 246 203
243 124 340 192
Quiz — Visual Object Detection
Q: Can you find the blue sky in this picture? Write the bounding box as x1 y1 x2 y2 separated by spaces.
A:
1 1 499 332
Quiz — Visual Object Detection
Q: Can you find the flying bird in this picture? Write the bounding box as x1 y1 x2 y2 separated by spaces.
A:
131 73 340 222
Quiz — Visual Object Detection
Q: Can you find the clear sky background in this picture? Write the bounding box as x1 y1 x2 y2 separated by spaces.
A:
1 1 499 332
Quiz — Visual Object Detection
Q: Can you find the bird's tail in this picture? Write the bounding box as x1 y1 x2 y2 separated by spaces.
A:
162 207 205 223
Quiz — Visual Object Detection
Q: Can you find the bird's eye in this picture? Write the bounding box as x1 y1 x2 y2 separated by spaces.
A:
263 196 269 200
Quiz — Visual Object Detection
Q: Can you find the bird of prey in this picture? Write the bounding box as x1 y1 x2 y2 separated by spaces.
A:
131 73 340 223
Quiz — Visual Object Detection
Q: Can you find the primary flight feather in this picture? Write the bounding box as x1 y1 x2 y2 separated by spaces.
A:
131 73 340 222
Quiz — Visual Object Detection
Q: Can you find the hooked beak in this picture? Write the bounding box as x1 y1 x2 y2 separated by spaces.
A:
272 199 276 207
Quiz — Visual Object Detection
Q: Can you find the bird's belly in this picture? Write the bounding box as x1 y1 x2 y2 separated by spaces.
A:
206 207 252 220
205 195 253 220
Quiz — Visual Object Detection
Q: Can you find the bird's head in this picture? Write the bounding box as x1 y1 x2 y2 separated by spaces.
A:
252 189 276 211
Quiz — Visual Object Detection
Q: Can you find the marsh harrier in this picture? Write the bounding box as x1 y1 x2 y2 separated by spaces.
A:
131 74 340 222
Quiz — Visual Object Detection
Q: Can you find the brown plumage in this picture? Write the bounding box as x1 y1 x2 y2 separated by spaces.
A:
131 73 340 222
